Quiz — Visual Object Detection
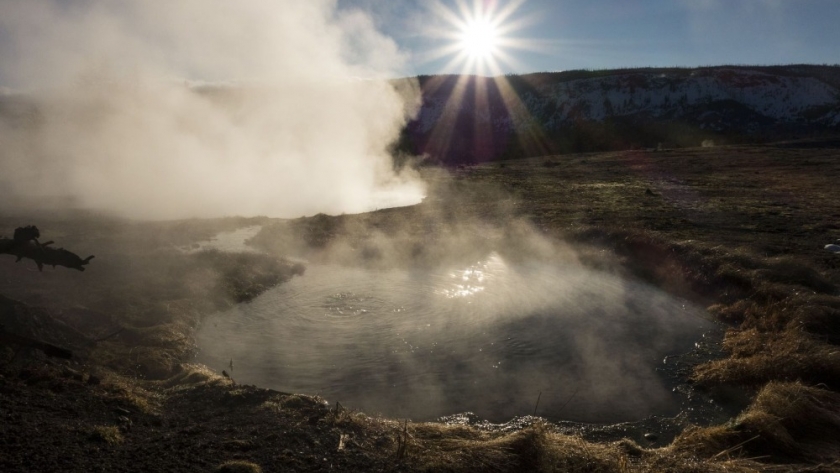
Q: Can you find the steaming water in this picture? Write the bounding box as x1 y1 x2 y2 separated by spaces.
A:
196 253 715 423
184 226 263 253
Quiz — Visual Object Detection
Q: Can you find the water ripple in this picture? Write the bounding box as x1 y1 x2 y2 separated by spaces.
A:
196 254 714 423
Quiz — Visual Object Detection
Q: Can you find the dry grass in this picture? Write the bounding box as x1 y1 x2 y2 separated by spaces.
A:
503 424 624 473
738 383 840 462
89 425 124 445
215 460 263 473
693 329 840 389
307 411 769 473
389 420 769 473
397 421 517 472
230 146 840 470
4 145 840 471
672 382 840 466
0 240 305 379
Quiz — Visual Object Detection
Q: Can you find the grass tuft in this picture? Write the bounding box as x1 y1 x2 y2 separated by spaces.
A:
215 460 262 473
693 329 840 389
89 425 124 445
673 382 840 464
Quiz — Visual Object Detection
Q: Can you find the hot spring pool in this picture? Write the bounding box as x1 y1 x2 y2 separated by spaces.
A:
195 253 715 423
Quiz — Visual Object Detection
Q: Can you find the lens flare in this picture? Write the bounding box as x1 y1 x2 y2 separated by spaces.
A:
412 1 552 166
459 19 499 59
424 0 533 76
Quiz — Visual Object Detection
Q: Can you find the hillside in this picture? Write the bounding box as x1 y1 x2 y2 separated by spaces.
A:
400 65 840 164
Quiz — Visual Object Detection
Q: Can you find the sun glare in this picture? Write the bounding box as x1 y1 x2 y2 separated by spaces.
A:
426 0 530 76
460 19 499 58
418 0 550 166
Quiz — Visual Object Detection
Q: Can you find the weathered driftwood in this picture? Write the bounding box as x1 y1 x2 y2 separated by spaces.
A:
0 226 94 271
0 226 87 359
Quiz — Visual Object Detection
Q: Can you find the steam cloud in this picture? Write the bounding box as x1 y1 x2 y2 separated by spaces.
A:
0 0 424 219
196 252 715 423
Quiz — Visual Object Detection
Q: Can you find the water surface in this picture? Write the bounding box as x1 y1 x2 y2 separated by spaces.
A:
196 253 714 423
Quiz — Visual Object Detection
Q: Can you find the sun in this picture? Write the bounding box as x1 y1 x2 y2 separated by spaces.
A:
417 0 548 165
459 19 499 59
426 0 530 76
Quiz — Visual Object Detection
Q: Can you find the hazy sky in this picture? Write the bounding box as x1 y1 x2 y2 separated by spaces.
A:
0 0 425 218
1 0 837 87
338 0 840 76
0 0 836 218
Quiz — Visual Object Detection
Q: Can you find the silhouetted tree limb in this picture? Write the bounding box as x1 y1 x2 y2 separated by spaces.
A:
0 226 94 271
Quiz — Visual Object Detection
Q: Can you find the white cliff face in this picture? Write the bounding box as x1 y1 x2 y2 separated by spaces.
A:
414 67 840 135
542 70 835 121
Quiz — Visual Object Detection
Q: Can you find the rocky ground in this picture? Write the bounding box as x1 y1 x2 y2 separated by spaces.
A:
3 140 840 472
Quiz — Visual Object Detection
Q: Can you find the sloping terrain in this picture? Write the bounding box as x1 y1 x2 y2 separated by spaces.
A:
3 141 840 472
401 65 840 164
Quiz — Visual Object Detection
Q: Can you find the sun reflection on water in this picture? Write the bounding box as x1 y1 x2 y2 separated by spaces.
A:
196 252 717 423
437 252 508 299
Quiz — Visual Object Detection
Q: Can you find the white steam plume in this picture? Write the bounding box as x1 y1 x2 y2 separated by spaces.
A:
0 0 424 219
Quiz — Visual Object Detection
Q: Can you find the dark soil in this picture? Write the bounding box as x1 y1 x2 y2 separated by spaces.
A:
3 142 840 472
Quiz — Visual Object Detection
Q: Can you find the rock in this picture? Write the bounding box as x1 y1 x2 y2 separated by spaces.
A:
117 416 132 432
62 367 84 382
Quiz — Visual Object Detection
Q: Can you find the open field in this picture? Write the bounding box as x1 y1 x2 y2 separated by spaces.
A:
2 141 840 472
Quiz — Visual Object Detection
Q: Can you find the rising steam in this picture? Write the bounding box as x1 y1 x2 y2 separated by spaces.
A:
0 0 424 219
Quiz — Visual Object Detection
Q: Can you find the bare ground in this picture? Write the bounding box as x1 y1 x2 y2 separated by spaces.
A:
2 141 840 472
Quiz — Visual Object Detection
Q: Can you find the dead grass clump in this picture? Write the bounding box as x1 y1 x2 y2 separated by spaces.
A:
705 247 826 301
89 425 124 445
99 374 160 415
215 460 262 473
645 446 762 473
569 230 773 308
91 340 182 380
391 421 515 472
712 265 812 311
707 300 753 325
761 257 837 295
731 382 840 462
787 295 840 344
279 393 326 409
714 263 755 294
707 291 840 353
398 420 763 473
693 329 840 388
503 423 623 473
155 363 222 388
736 295 840 337
671 424 747 461
737 299 803 333
114 321 190 346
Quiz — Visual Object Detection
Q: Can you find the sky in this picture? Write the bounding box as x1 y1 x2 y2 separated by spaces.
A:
0 0 427 218
0 0 837 219
1 0 838 87
337 0 840 76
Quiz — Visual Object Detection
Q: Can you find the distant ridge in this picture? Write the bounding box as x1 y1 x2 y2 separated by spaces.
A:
397 65 840 165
